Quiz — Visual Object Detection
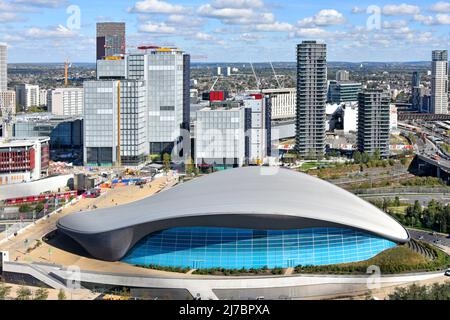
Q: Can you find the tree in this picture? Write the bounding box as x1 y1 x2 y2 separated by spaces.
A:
185 156 195 176
16 286 32 300
19 204 31 213
0 282 11 300
353 151 362 164
373 149 381 161
393 196 401 207
35 202 45 214
162 153 171 175
58 289 67 300
34 287 49 300
361 152 370 164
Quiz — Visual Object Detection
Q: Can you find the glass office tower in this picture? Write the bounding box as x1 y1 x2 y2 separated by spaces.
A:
83 80 146 166
127 48 190 154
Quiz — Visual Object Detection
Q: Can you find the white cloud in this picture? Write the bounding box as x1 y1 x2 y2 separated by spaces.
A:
351 6 366 14
210 0 264 9
236 32 262 42
290 27 333 39
193 32 214 41
382 20 408 29
430 1 450 13
0 12 23 22
138 21 177 33
25 25 78 39
13 0 67 8
253 21 293 32
129 0 186 14
382 4 420 16
435 13 450 24
197 0 281 26
298 9 346 27
414 13 450 25
198 4 254 20
167 14 204 27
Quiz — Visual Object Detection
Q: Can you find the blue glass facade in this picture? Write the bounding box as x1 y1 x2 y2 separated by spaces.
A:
122 227 396 269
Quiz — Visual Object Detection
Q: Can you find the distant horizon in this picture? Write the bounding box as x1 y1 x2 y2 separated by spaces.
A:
7 60 435 65
1 0 449 63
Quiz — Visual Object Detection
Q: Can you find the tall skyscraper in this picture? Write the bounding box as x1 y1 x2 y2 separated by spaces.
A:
0 44 7 92
96 22 126 60
411 71 423 112
431 50 449 114
127 47 190 154
295 41 327 158
412 71 421 87
357 89 390 158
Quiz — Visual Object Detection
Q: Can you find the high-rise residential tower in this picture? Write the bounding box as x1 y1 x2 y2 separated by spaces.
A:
357 89 390 158
431 50 449 114
295 41 327 158
336 70 350 82
15 84 39 110
96 22 126 60
0 44 7 91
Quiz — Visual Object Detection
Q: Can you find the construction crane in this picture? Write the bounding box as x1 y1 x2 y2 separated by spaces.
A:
250 62 261 91
270 61 282 89
210 76 220 91
64 60 71 87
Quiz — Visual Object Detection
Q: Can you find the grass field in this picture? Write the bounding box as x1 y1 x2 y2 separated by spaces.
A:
388 206 409 215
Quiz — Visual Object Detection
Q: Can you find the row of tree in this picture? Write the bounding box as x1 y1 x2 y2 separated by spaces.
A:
0 282 67 300
389 283 450 300
386 199 450 234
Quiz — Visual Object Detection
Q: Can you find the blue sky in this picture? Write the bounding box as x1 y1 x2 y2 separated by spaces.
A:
1 0 450 63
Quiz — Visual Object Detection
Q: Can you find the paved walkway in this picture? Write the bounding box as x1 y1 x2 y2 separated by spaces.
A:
0 173 177 269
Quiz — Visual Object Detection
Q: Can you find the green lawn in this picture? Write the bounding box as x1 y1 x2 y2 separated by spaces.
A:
388 206 409 215
299 162 320 171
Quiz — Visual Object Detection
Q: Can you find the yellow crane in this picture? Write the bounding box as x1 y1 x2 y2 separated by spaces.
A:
64 60 71 87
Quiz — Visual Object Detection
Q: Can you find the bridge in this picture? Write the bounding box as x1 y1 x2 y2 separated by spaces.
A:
399 113 450 122
414 154 450 184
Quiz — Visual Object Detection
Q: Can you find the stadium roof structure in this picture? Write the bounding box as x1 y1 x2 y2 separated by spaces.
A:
57 167 409 261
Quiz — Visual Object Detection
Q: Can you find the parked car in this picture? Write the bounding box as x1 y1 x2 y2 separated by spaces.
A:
445 269 450 277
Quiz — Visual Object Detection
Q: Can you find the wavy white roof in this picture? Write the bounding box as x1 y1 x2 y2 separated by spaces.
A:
58 167 409 242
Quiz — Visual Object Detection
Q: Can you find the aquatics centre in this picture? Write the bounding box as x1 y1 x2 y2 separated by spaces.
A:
57 167 409 270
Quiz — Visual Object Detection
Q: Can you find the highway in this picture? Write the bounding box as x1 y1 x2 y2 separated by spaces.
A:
408 229 450 250
359 193 450 206
399 122 450 172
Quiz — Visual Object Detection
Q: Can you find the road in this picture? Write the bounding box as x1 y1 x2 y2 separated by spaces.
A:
359 193 450 206
408 228 450 249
